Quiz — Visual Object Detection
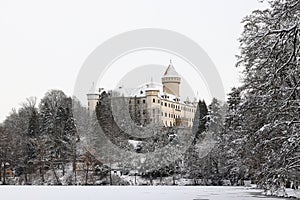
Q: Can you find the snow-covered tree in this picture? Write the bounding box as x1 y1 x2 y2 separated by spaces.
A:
0 125 13 185
236 0 300 190
39 90 77 184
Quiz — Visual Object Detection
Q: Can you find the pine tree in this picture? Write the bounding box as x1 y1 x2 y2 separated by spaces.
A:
195 100 209 142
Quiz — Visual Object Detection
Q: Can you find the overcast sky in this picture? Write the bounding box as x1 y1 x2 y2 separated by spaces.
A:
0 0 268 122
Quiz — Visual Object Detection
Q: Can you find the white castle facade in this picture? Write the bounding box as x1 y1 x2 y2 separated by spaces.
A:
87 61 197 127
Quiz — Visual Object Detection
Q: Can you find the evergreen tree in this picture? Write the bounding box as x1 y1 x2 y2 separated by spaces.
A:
195 100 209 142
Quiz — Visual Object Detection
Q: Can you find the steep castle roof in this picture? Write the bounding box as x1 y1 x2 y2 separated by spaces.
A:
163 60 180 77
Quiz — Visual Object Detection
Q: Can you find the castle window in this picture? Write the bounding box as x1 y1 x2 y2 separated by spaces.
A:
168 103 170 107
153 98 155 103
169 113 170 118
165 103 167 107
161 102 163 106
129 100 131 104
165 113 167 117
162 112 163 116
137 100 140 104
158 100 160 103
143 100 146 104
140 91 143 94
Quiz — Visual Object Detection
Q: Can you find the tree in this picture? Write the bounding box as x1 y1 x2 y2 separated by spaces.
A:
39 90 76 184
0 126 13 185
184 100 209 183
236 0 300 191
203 98 227 185
195 100 209 142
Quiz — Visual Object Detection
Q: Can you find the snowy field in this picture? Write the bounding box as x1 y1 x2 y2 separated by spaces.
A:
0 186 290 200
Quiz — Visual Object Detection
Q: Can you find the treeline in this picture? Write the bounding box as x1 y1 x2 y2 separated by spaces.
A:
0 90 86 185
186 0 300 192
232 0 300 191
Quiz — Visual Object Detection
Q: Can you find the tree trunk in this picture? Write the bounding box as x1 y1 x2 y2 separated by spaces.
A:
39 165 44 183
0 162 2 184
51 164 60 185
109 163 113 185
149 174 153 185
3 164 6 185
62 163 65 176
85 163 89 185
24 171 27 185
73 158 77 185
160 173 163 185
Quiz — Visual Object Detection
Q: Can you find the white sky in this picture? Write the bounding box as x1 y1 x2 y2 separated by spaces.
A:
0 0 268 122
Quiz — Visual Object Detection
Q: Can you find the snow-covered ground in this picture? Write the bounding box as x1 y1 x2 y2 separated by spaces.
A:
0 186 291 200
283 188 300 199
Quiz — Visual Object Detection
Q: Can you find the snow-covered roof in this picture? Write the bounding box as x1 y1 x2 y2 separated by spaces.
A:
163 60 180 78
158 92 178 102
127 81 195 106
87 82 101 95
129 81 163 98
128 140 142 149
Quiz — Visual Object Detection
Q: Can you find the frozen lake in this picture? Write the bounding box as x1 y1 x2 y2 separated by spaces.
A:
0 186 288 200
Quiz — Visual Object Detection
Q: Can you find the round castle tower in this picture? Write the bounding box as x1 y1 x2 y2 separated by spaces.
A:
161 60 181 98
87 82 101 113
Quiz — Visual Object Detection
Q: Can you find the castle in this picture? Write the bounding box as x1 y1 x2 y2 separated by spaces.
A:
87 60 197 127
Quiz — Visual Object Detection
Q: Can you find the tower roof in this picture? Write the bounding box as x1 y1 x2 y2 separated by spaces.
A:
87 82 101 95
163 60 180 77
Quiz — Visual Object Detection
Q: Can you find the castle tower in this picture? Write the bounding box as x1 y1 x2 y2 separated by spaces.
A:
161 60 181 98
87 82 101 113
